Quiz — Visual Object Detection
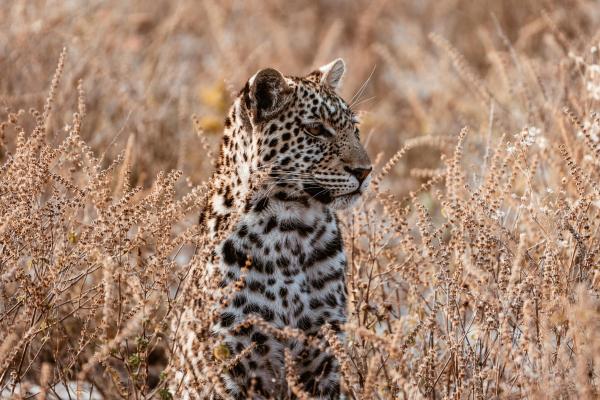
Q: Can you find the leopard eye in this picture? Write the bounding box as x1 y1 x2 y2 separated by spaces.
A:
303 123 333 138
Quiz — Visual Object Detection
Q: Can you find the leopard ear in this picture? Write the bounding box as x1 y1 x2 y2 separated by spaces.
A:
319 58 346 90
247 68 292 122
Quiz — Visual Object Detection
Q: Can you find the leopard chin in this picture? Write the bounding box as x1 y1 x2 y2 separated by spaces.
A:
330 191 363 210
303 182 366 209
302 184 334 204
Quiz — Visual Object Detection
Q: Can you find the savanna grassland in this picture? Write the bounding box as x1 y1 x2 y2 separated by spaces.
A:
1 0 600 399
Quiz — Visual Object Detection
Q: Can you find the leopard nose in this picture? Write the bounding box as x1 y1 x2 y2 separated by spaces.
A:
344 166 372 184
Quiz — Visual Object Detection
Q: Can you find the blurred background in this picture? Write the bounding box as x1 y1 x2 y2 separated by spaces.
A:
2 0 597 196
2 2 600 398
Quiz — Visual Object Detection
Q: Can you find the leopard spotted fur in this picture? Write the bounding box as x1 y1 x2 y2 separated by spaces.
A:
170 59 371 399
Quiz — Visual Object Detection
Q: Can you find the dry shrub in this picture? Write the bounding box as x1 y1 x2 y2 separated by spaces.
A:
1 0 600 399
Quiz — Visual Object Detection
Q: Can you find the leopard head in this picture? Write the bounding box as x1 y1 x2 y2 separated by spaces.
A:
242 59 372 210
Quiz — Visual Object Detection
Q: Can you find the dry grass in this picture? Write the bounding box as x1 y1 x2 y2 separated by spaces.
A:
1 0 600 398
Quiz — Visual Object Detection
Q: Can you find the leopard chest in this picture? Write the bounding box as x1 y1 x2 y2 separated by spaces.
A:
214 200 348 336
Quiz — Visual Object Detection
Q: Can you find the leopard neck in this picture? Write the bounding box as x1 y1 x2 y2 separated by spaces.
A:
203 99 254 231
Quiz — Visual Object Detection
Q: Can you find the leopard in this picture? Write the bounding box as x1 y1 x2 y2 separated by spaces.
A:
170 58 372 399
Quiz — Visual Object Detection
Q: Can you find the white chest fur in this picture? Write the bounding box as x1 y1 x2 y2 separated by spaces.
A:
214 197 348 335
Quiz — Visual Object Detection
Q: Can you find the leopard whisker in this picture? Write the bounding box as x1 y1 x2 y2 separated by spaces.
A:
349 64 376 108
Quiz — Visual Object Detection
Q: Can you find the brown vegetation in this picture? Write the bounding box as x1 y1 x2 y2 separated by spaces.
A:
1 0 600 398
